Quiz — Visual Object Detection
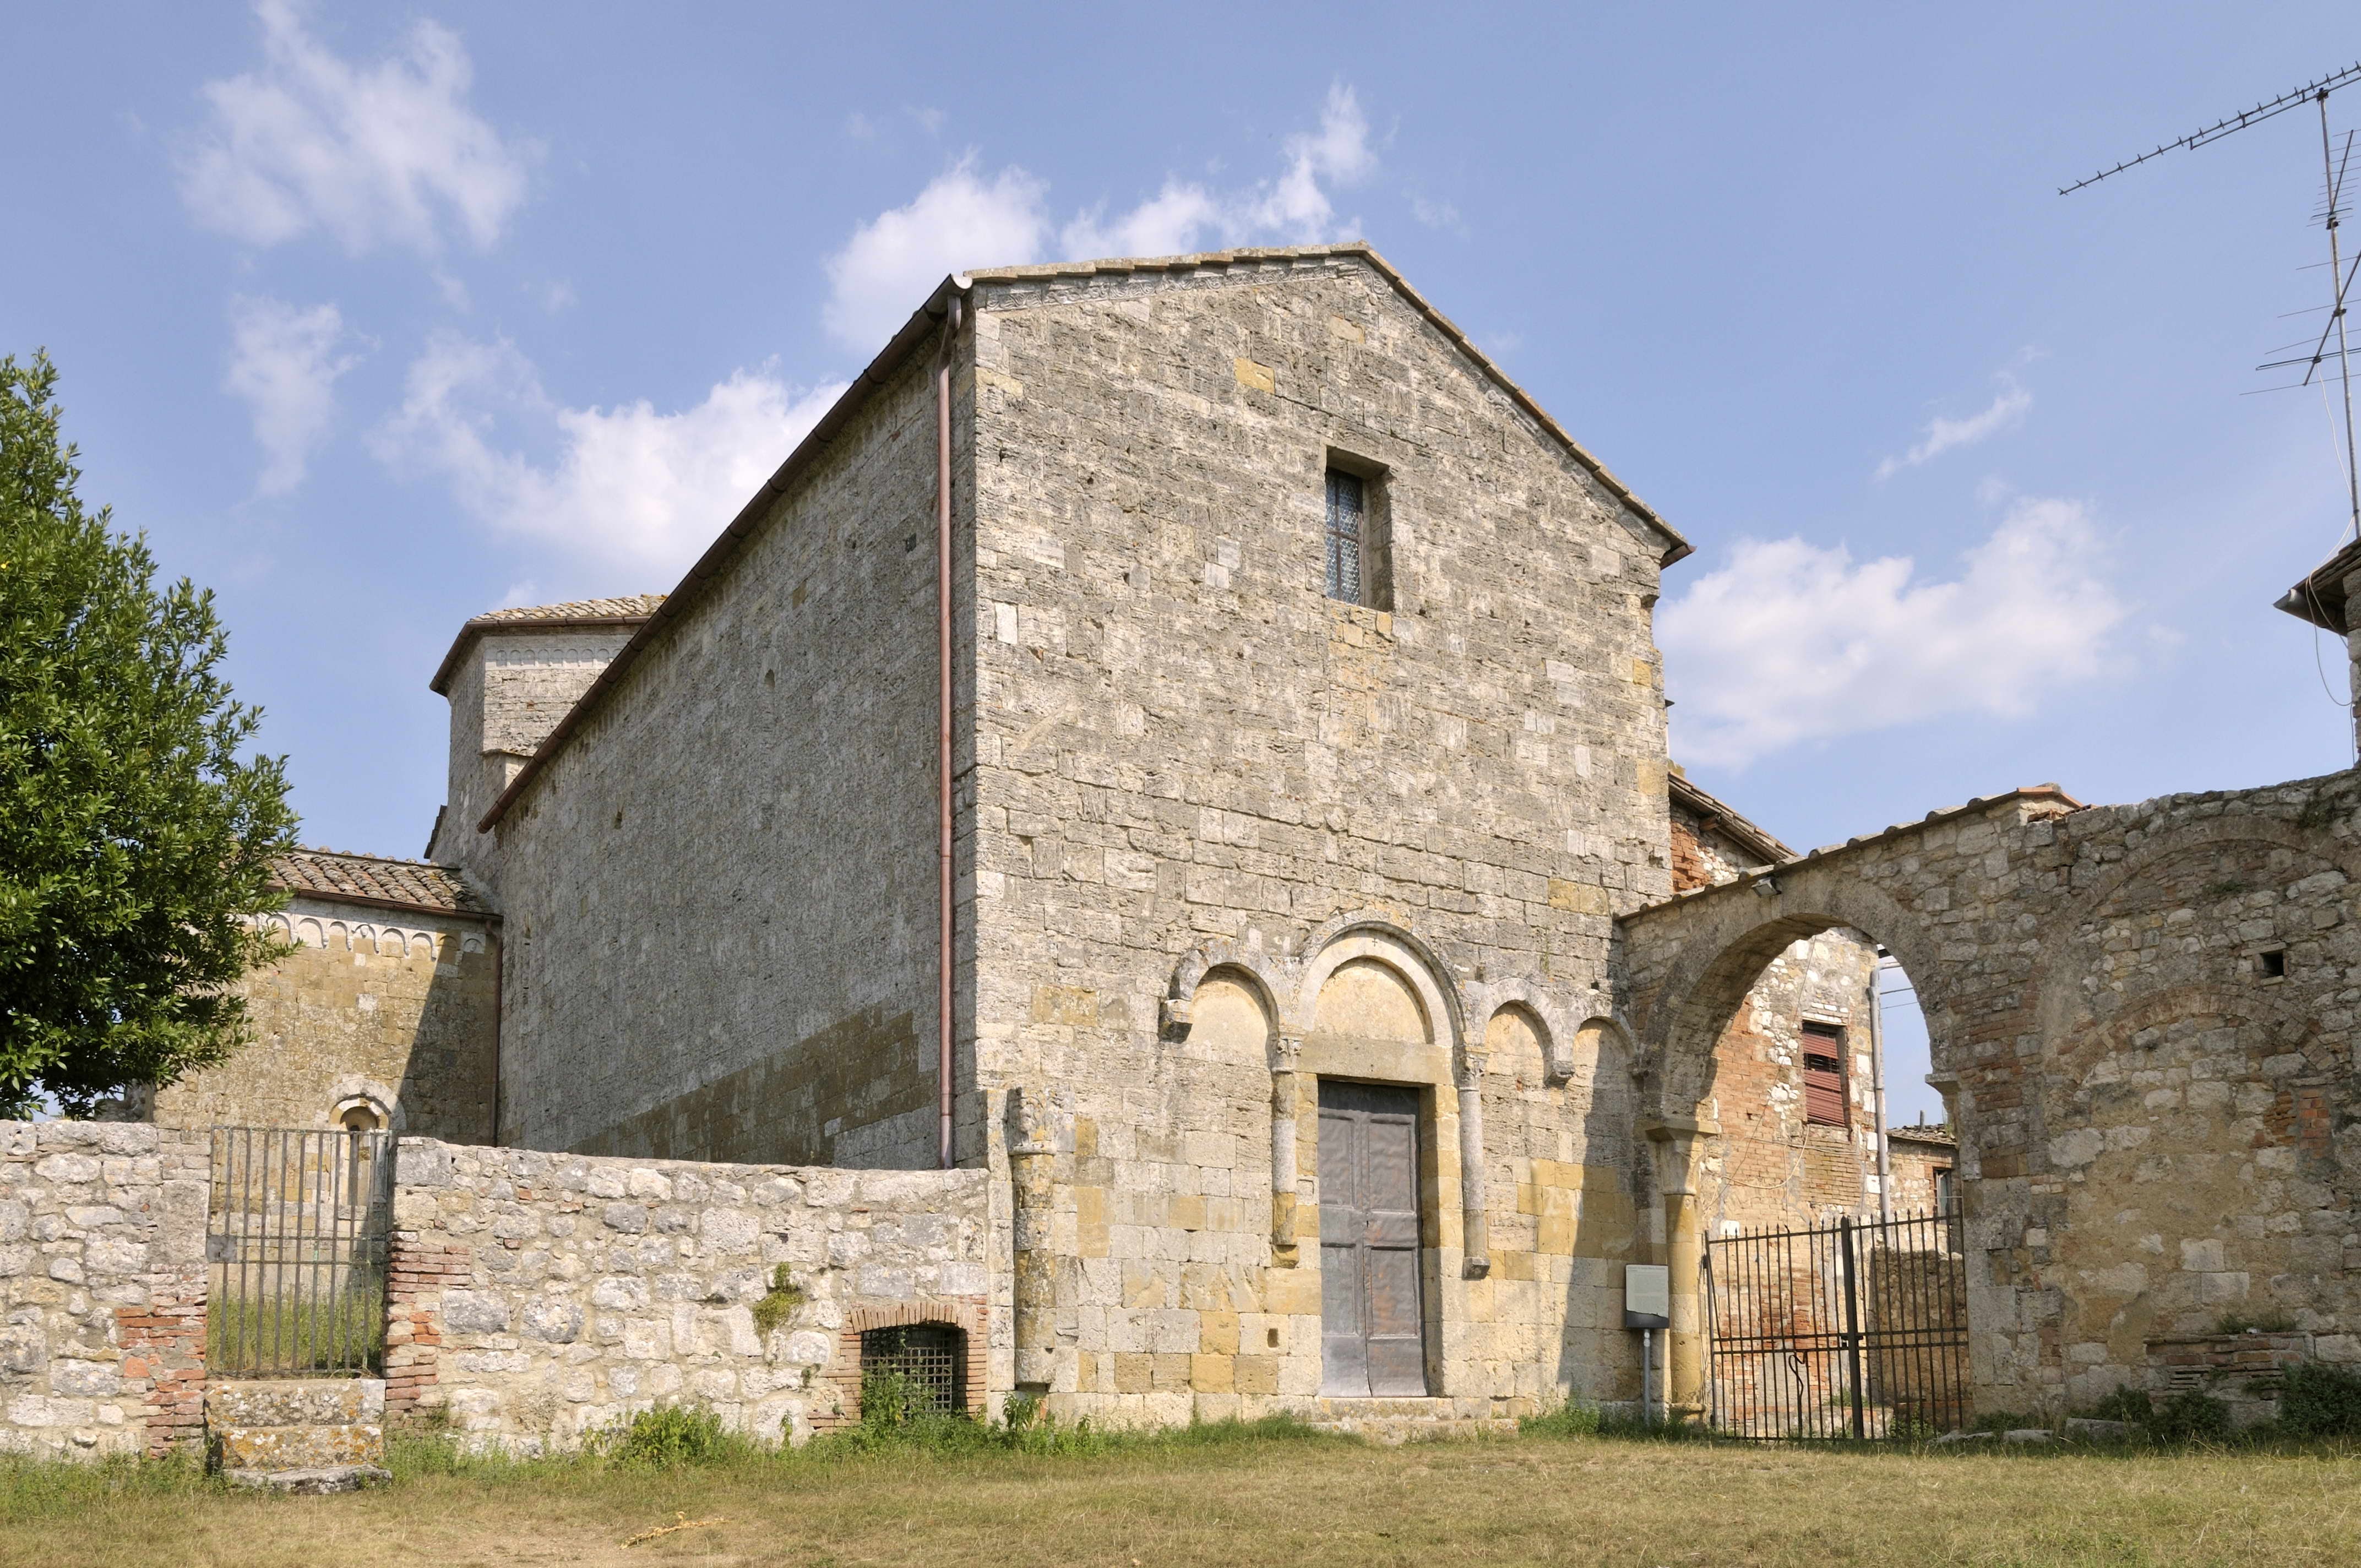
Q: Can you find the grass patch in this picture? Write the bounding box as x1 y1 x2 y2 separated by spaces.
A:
7 1412 2361 1566
207 1280 384 1376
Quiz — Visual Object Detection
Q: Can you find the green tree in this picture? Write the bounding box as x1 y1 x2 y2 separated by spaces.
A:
1 352 297 1117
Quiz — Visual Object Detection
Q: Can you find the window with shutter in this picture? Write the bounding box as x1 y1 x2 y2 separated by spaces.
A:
1800 1021 1848 1128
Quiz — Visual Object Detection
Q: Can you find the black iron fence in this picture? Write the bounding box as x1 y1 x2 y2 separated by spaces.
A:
206 1128 394 1378
1703 1207 1969 1439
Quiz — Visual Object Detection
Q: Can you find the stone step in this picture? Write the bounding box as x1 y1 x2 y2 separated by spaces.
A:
206 1378 383 1429
1300 1395 1522 1445
213 1422 386 1471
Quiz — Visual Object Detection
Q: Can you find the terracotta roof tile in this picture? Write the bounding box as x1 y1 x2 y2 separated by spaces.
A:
470 594 667 625
270 849 490 918
429 595 665 694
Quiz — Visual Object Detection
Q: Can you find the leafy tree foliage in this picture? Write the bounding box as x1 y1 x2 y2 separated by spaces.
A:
1 352 297 1117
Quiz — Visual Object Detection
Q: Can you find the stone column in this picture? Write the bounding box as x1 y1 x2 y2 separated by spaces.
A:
1007 1086 1057 1394
1456 1043 1491 1278
1269 1035 1303 1266
1645 1115 1718 1414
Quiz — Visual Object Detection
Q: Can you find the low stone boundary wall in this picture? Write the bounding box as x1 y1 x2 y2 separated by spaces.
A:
0 1121 209 1458
385 1140 991 1452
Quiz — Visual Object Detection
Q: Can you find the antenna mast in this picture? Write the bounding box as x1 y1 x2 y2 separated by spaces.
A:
2064 62 2361 541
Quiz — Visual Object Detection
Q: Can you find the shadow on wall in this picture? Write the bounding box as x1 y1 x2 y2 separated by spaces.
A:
1547 1012 1642 1403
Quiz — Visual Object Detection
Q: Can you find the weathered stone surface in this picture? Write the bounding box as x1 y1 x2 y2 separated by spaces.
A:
205 1378 381 1429
212 1422 385 1471
386 1140 987 1452
0 1121 208 1459
225 1464 390 1494
1627 774 2361 1418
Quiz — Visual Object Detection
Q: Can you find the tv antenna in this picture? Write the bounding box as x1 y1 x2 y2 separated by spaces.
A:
2063 61 2361 542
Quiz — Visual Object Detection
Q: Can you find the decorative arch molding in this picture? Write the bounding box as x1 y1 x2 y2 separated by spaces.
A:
1292 910 1469 1056
251 909 471 959
323 1074 406 1133
1163 939 1293 1052
1464 976 1581 1083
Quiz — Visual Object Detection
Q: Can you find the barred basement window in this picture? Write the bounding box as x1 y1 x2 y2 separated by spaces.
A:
859 1322 966 1417
1800 1020 1848 1128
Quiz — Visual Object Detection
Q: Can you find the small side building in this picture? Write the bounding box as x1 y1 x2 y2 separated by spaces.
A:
152 851 499 1141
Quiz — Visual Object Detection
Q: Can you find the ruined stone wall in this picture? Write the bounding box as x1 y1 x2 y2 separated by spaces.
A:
962 254 1678 1421
1696 929 1883 1232
488 349 956 1167
1624 774 2361 1414
384 1139 989 1451
153 897 497 1142
0 1122 208 1458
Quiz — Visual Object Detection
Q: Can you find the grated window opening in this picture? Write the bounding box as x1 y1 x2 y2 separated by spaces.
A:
1324 470 1364 603
859 1322 965 1415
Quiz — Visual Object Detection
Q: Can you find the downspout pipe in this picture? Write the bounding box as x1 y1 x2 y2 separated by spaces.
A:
935 302 956 1169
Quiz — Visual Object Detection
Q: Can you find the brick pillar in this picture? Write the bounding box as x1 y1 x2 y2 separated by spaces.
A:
384 1237 467 1423
118 1264 208 1457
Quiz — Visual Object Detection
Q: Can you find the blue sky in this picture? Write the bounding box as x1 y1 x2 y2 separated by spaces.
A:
9 3 2360 1120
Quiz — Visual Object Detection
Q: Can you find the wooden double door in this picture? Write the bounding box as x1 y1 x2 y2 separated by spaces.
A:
1317 1080 1429 1397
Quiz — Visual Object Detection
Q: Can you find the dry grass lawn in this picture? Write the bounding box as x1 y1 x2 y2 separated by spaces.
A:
4 1429 2359 1568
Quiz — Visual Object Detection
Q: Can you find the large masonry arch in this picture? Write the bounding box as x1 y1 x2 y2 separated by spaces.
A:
1617 776 2361 1415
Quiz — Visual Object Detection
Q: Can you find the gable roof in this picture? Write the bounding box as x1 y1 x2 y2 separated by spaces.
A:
1669 771 1794 865
429 595 667 695
476 244 1694 832
960 246 1693 565
270 848 492 919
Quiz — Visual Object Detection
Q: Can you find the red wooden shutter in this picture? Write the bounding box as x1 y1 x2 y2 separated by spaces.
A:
1801 1022 1848 1126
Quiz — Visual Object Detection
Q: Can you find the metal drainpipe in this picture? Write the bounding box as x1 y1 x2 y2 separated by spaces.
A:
936 297 962 1170
1869 954 1892 1222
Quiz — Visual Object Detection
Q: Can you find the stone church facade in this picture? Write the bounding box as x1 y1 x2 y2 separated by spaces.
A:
162 244 2357 1433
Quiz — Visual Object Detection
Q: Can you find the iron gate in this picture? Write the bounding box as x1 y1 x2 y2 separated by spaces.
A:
206 1128 394 1377
1703 1208 1970 1439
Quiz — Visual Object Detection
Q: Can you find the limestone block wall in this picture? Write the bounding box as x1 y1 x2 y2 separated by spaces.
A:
0 1122 208 1458
154 897 498 1141
487 346 955 1166
961 253 1682 1420
384 1139 989 1452
1624 772 2361 1415
429 624 642 897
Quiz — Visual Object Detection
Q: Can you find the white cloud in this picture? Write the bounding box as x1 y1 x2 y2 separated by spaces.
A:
224 296 360 495
822 161 1051 351
1876 375 2032 479
821 84 1377 350
179 0 535 256
1658 498 2128 767
371 333 847 575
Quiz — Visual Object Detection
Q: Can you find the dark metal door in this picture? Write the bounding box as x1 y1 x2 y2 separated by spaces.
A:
1317 1080 1427 1397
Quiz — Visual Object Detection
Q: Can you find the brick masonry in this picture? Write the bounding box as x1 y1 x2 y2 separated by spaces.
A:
0 1121 209 1458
